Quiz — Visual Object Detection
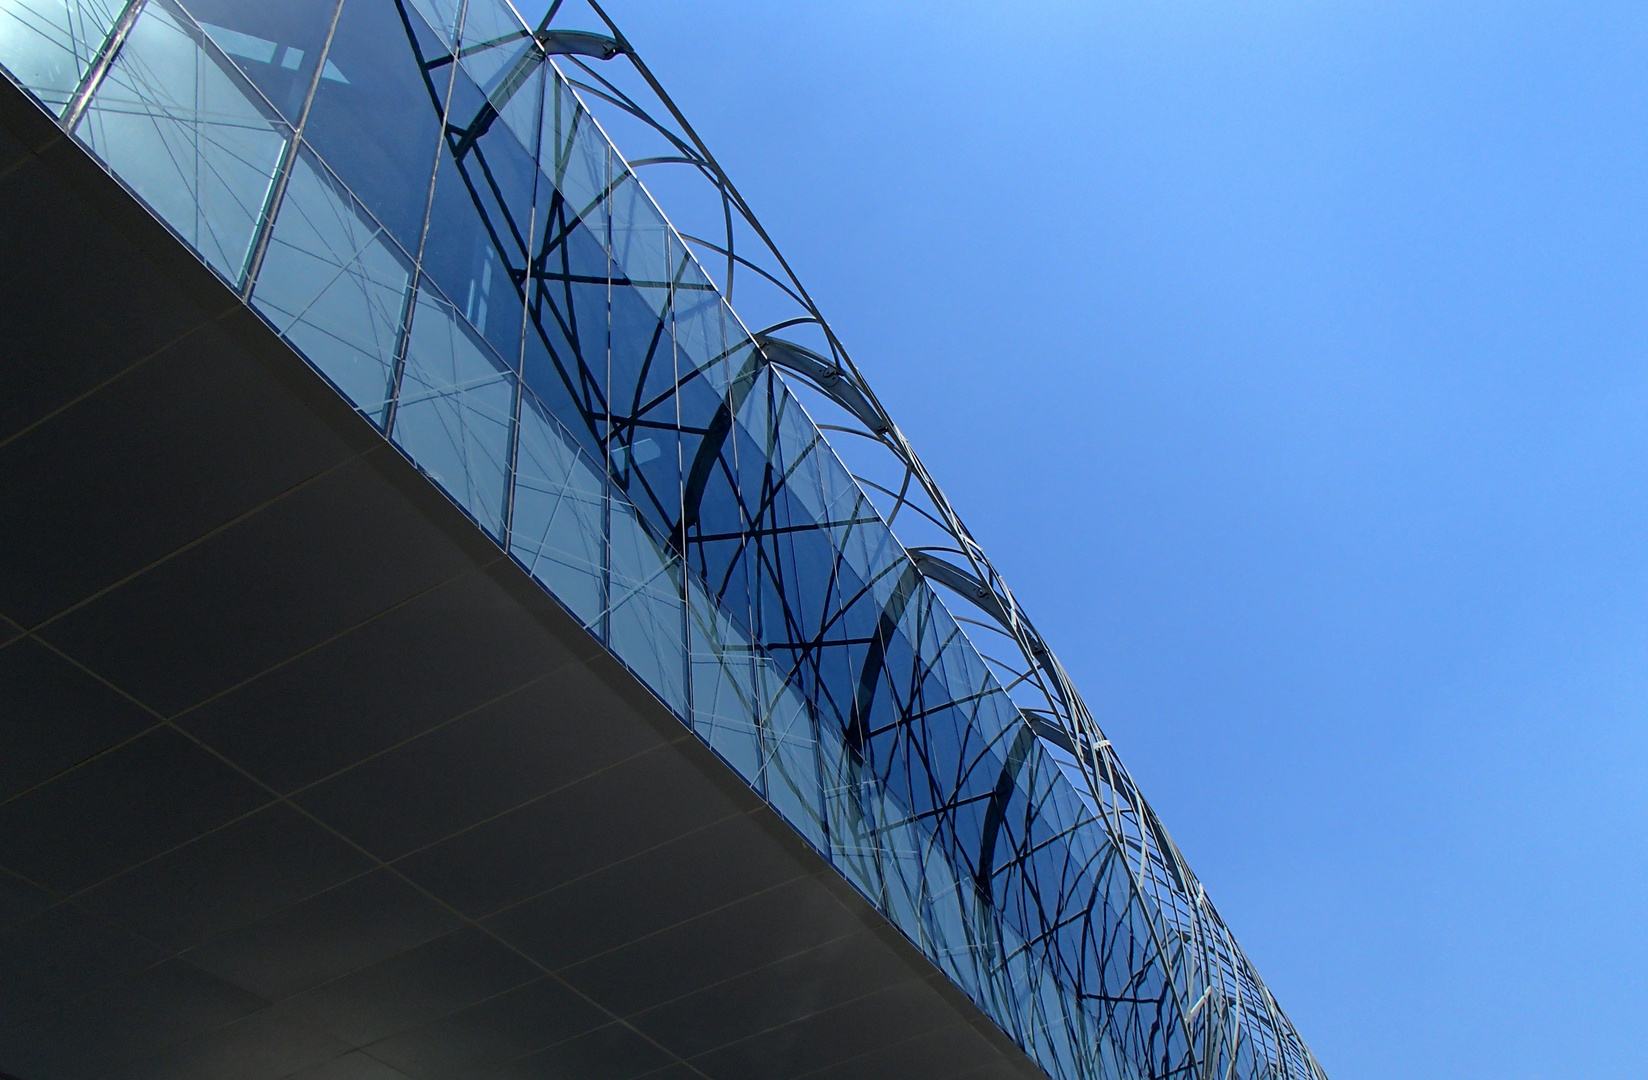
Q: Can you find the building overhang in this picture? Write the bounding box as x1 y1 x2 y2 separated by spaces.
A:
0 73 1046 1080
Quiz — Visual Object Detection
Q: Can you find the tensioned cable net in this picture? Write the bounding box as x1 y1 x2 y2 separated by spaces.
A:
0 0 1328 1076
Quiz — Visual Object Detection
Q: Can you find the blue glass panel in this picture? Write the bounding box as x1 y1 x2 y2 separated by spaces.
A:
524 92 609 460
420 63 535 367
669 269 732 390
300 0 446 254
251 146 411 421
393 279 514 538
881 805 932 947
607 496 686 714
461 20 540 154
606 187 682 546
421 152 523 365
404 0 456 48
74 0 288 286
757 656 824 848
510 391 606 628
520 279 603 463
687 573 761 784
177 0 338 122
446 57 541 254
674 276 757 642
757 384 848 642
608 173 673 289
452 0 528 95
0 0 122 112
538 71 608 221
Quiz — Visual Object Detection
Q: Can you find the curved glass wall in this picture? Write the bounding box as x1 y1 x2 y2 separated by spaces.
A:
0 2 1328 1078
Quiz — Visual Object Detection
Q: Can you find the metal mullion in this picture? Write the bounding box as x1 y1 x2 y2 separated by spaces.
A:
239 0 347 298
59 0 148 131
767 377 837 854
599 140 613 647
502 60 547 551
663 235 698 738
725 334 769 795
384 0 469 434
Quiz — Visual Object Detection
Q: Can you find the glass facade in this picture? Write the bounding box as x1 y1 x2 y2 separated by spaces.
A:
0 3 1328 1078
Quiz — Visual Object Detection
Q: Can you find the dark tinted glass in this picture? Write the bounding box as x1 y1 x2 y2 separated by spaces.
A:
419 65 536 368
177 0 339 121
301 0 448 252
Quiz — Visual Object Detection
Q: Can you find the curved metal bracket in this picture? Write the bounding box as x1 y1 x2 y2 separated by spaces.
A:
1026 715 1078 755
536 29 623 59
755 335 891 436
906 549 1014 636
908 548 1061 692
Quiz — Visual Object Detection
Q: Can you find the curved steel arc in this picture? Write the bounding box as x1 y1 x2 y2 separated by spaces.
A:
756 335 890 435
549 1 1239 1070
527 5 1328 1079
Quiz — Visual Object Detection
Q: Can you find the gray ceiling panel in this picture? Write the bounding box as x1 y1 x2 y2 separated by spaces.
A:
0 725 271 893
0 634 155 800
75 803 376 953
292 667 677 860
0 318 359 626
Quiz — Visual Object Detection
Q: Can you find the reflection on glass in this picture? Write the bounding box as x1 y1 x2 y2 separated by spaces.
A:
392 280 514 538
523 149 609 463
251 147 411 421
757 657 825 848
421 150 527 366
510 392 606 628
538 71 607 219
300 0 446 254
688 574 761 784
606 189 682 548
176 0 339 121
452 0 529 97
459 19 540 154
73 0 288 285
403 0 456 49
0 0 123 112
419 61 536 366
607 496 686 714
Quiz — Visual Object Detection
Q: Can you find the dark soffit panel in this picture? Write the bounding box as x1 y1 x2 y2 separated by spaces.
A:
0 73 1048 1080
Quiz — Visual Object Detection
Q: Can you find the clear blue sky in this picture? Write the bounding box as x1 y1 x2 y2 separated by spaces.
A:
519 2 1648 1076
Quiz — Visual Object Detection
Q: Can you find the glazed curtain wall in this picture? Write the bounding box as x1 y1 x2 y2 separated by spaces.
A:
0 3 1323 1079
